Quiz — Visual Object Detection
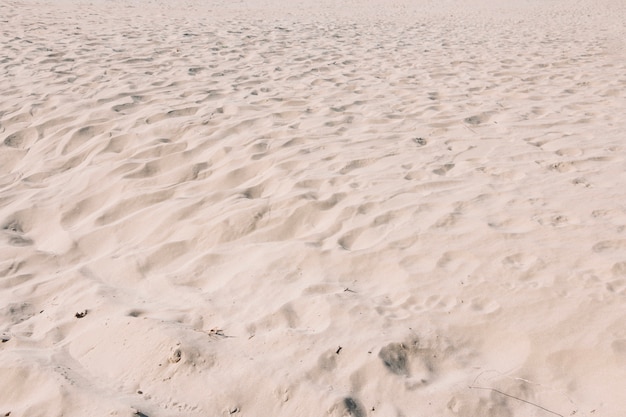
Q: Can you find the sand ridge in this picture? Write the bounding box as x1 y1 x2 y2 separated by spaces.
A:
1 0 626 416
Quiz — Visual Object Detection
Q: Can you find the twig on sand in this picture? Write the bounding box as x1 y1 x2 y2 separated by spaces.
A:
463 124 478 134
468 386 564 417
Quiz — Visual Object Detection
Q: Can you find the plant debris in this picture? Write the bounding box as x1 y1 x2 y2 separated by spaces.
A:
75 310 88 319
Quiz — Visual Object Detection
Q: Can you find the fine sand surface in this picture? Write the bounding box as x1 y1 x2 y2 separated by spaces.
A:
2 0 626 415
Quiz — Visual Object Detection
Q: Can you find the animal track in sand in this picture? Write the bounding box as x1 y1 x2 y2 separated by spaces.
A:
467 297 501 314
592 240 626 253
572 177 591 187
463 112 492 125
2 218 34 246
3 127 38 148
379 342 410 376
605 279 626 294
555 147 583 157
532 212 573 228
432 163 455 176
377 333 467 392
339 397 366 417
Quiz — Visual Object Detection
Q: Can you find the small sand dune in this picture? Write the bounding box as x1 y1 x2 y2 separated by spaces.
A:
1 0 626 416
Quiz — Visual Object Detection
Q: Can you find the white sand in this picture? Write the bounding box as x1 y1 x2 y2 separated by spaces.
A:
1 0 626 415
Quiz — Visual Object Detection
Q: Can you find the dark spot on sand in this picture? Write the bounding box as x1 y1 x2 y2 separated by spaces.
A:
75 310 88 319
464 115 483 125
9 236 33 246
343 397 366 417
2 220 23 234
379 342 409 376
4 133 22 147
413 137 427 146
433 163 455 176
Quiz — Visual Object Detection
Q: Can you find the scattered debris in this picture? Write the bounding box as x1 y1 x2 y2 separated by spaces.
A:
208 328 227 337
75 310 88 319
336 346 342 354
343 288 356 293
413 137 427 146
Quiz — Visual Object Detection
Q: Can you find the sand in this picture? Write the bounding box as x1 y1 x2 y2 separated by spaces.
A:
1 0 626 415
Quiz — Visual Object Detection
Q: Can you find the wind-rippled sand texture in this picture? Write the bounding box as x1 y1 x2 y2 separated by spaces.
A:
1 0 626 416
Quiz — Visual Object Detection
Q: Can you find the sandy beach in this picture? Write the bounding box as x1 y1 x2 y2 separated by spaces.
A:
1 0 626 415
